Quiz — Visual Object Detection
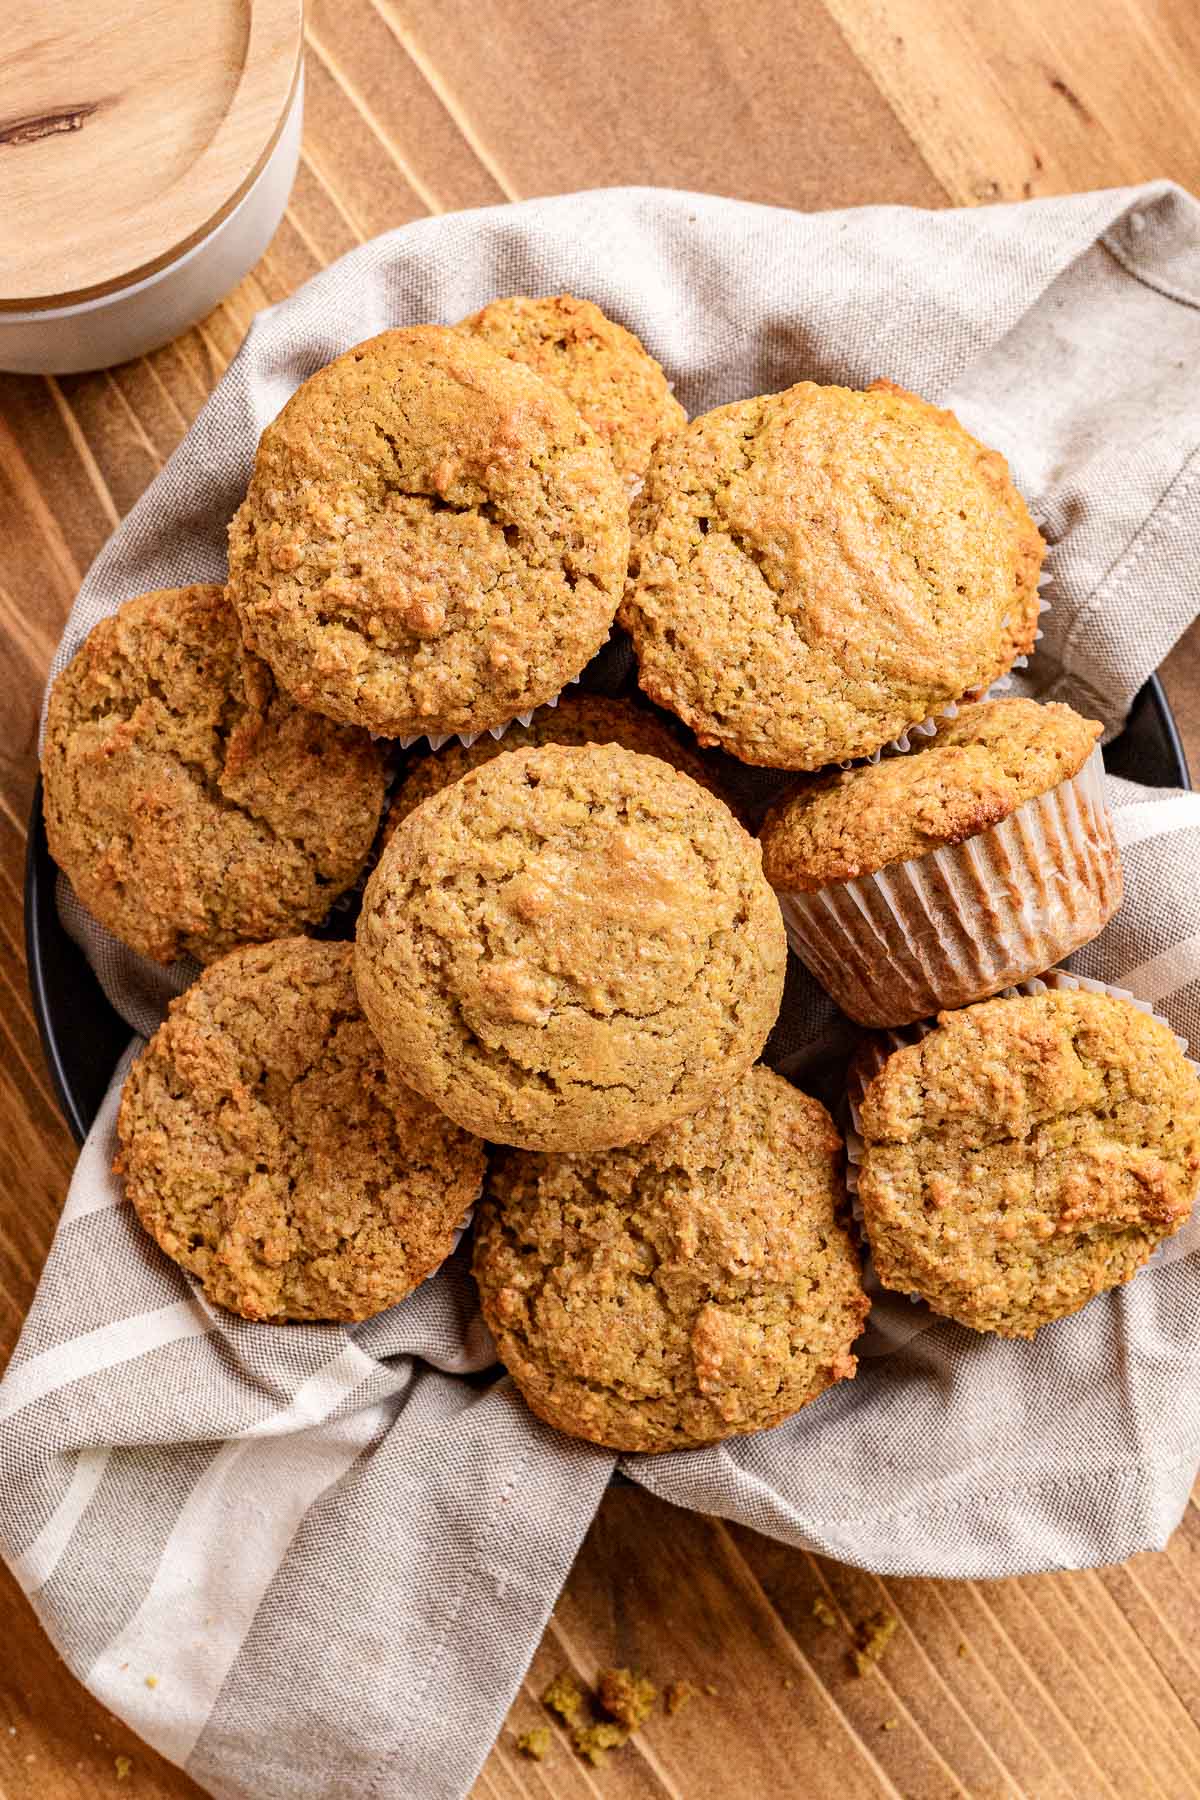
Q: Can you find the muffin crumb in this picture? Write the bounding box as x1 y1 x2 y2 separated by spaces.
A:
852 1611 898 1676
514 1725 552 1762
664 1679 696 1715
596 1667 657 1731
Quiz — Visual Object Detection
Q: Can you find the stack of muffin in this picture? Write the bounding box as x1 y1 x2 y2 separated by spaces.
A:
42 295 1200 1456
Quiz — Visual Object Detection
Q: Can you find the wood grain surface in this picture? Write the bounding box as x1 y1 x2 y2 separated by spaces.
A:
3 3 1200 1796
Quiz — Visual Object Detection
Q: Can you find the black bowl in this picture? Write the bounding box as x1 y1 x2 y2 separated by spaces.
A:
25 675 1190 1146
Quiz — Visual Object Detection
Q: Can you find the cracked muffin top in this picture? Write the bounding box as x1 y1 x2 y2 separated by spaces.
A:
354 741 787 1152
760 698 1101 890
857 990 1200 1338
473 1064 868 1451
116 938 485 1322
41 585 386 966
620 379 1044 770
226 325 630 740
383 692 726 836
457 293 686 488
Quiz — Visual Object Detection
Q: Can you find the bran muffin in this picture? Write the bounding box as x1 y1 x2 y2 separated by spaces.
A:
355 742 786 1151
620 379 1044 769
473 1065 868 1450
116 938 485 1322
226 325 630 740
759 698 1122 1027
856 989 1200 1337
383 692 724 836
457 293 686 488
41 585 386 966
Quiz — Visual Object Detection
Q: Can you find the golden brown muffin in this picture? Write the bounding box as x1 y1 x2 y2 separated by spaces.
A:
857 990 1200 1337
620 379 1044 769
383 692 723 836
760 699 1102 889
227 325 630 740
116 938 485 1322
457 293 686 487
41 585 386 966
758 697 1121 1028
355 742 786 1152
473 1065 868 1450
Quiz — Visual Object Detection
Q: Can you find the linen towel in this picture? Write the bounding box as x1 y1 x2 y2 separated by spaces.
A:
5 182 1200 1800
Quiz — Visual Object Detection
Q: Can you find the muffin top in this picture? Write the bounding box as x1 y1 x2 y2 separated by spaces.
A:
457 293 686 487
227 325 630 739
620 379 1044 770
116 938 485 1322
355 742 786 1152
857 989 1200 1337
384 692 724 836
41 585 386 966
760 698 1101 890
473 1065 868 1451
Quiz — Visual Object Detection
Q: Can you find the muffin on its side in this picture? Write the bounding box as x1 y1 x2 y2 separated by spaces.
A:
457 293 685 488
759 698 1121 1028
384 692 724 836
116 939 485 1322
355 742 786 1152
42 585 386 966
474 1065 868 1451
227 325 630 741
620 379 1044 769
857 989 1200 1337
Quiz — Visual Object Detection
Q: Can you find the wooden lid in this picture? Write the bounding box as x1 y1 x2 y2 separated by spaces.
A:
0 0 303 310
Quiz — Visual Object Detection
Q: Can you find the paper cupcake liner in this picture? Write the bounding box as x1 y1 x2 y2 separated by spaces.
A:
842 970 1200 1279
395 673 581 753
778 744 1121 1028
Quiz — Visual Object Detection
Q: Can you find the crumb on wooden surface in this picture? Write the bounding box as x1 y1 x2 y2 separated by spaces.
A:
703 1682 719 1696
852 1610 898 1677
596 1667 656 1732
514 1725 552 1762
542 1669 585 1726
882 1716 899 1731
812 1596 838 1629
115 1755 133 1781
783 1677 795 1690
664 1679 696 1716
572 1719 625 1767
957 1642 969 1659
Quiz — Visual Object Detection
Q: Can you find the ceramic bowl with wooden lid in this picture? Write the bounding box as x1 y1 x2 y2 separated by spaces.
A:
0 0 304 374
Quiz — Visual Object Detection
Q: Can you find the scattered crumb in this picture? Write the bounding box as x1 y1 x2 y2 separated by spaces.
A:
704 1683 719 1697
596 1667 656 1732
144 1675 158 1690
24 1754 35 1764
115 1755 133 1782
882 1717 899 1732
853 1611 898 1677
572 1720 625 1767
812 1596 838 1629
542 1670 584 1727
664 1679 696 1717
514 1725 551 1762
957 1642 969 1659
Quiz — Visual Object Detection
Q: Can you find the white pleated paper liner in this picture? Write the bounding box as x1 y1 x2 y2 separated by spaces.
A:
842 970 1200 1311
393 672 580 752
775 742 1122 1029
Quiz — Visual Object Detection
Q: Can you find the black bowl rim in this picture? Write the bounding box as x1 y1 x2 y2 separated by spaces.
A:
24 673 1191 1148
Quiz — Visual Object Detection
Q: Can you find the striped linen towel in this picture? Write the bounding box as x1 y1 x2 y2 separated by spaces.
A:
5 183 1200 1800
